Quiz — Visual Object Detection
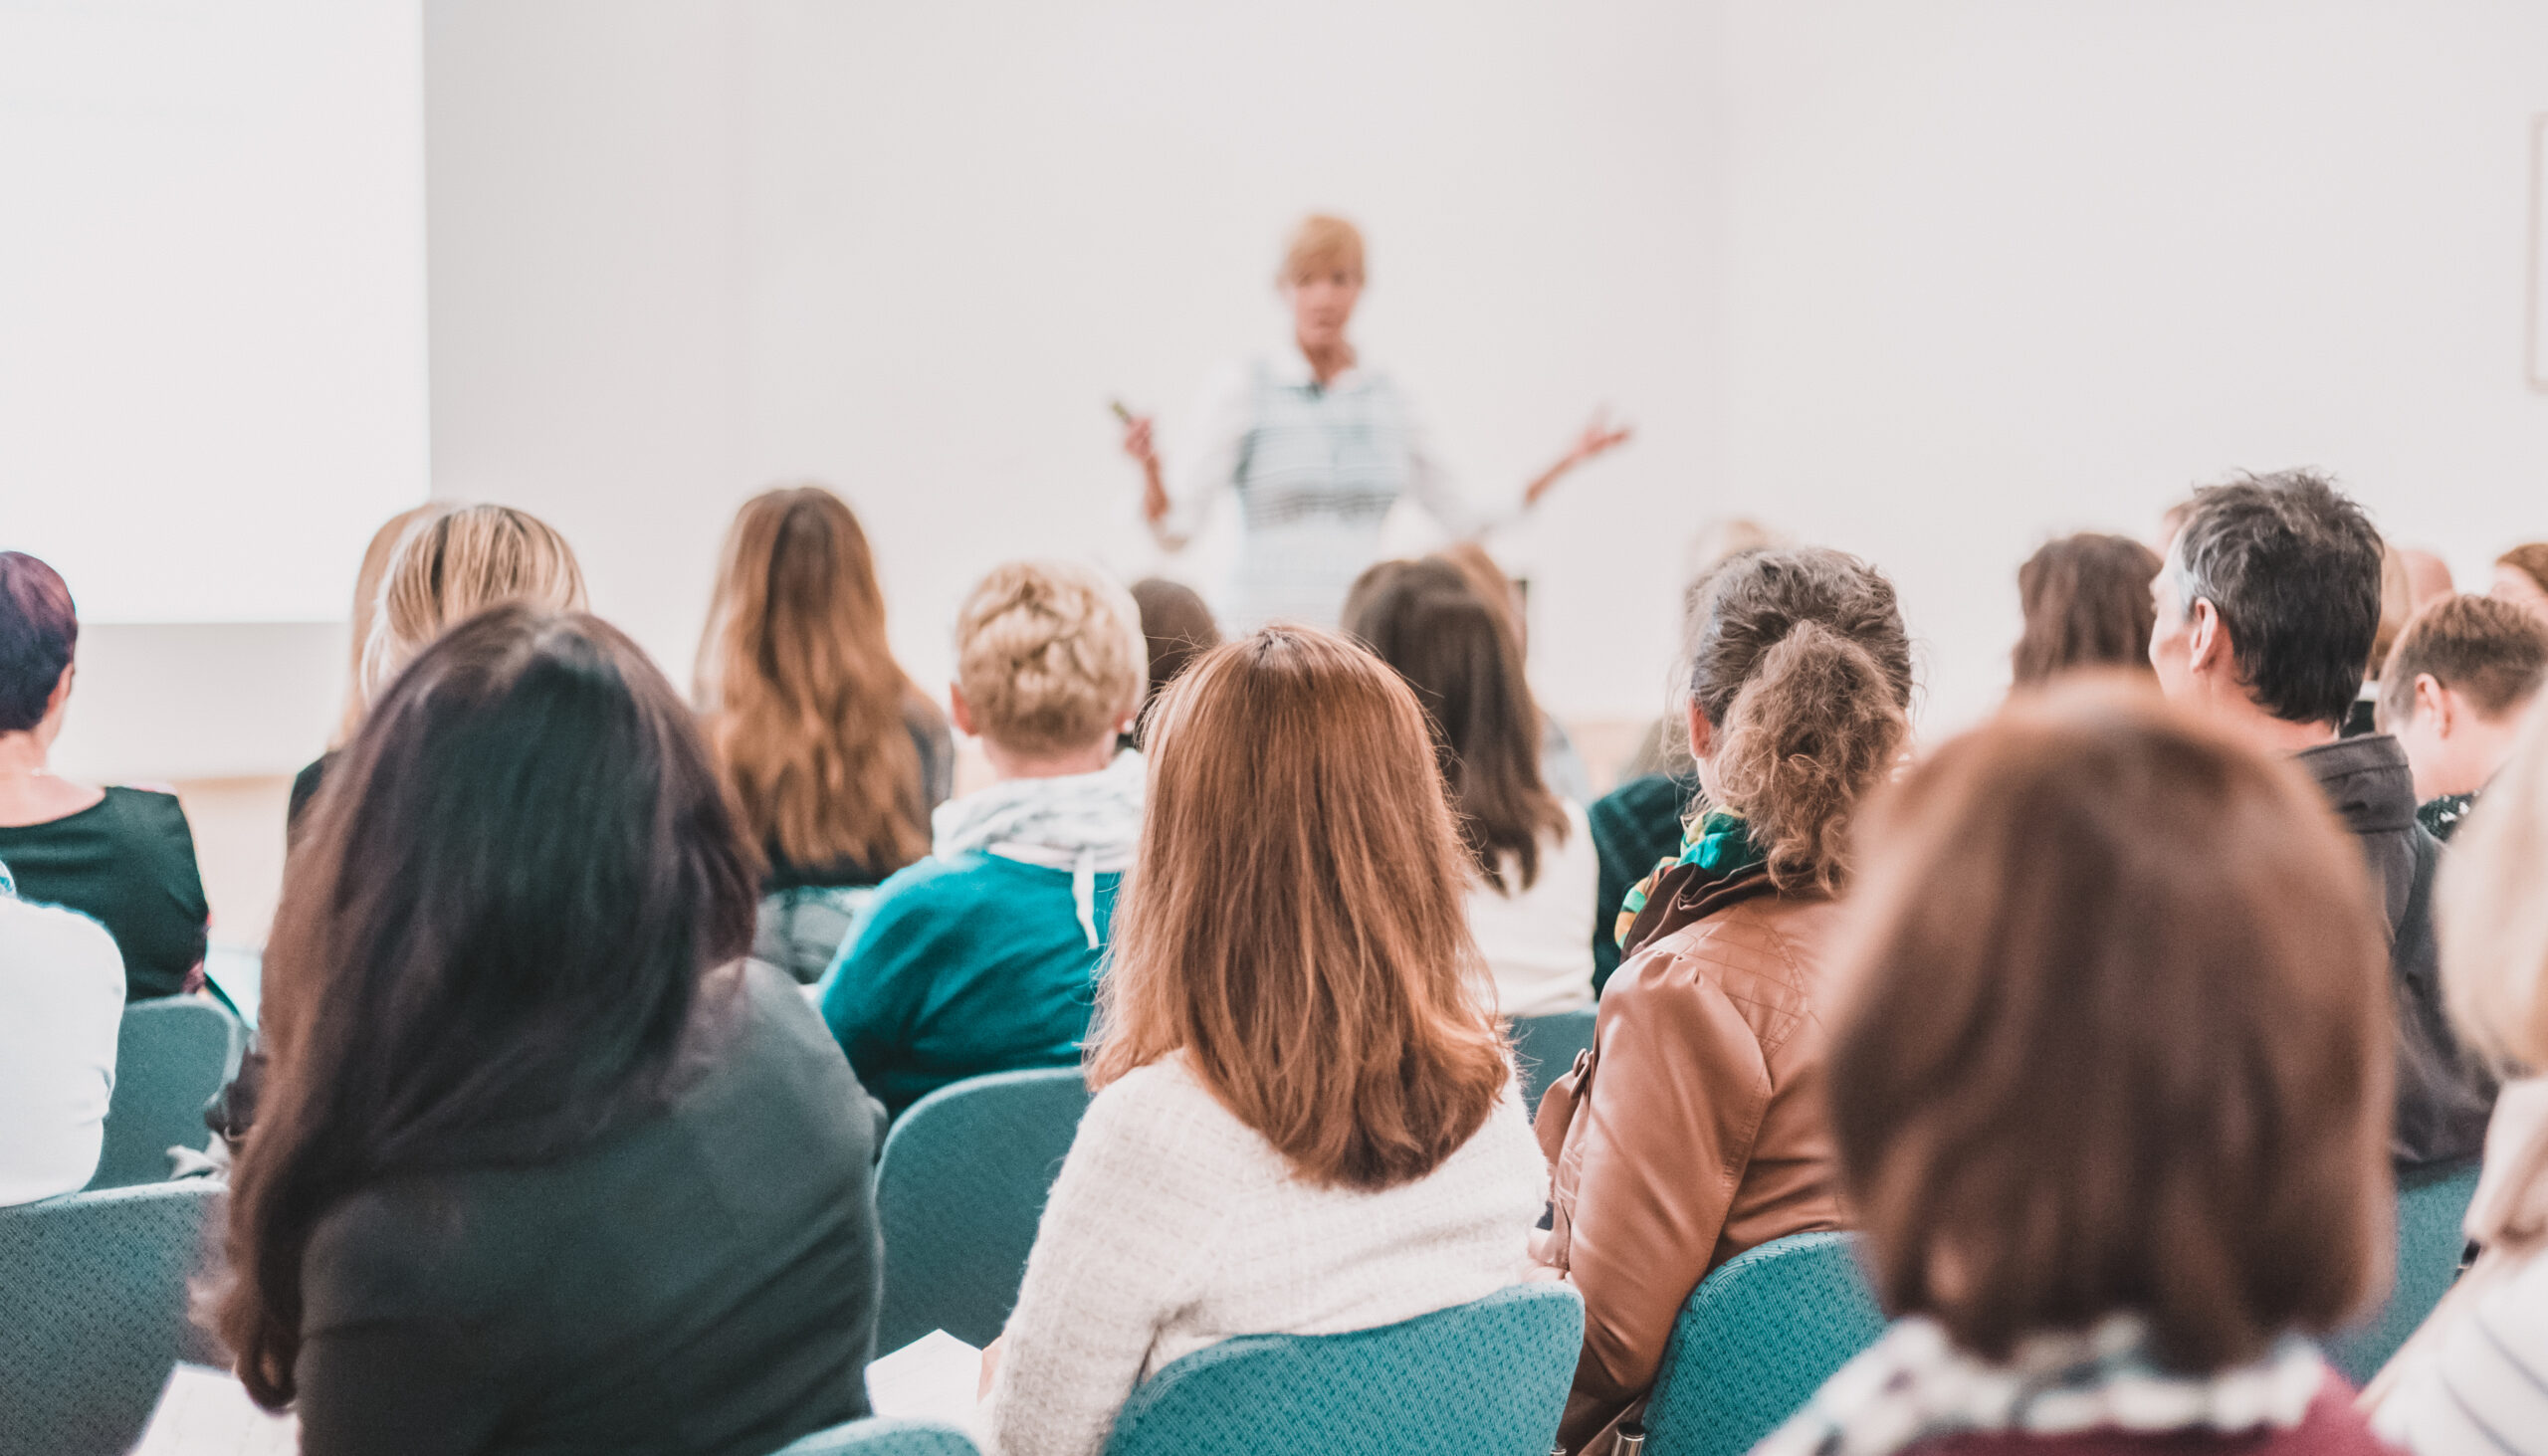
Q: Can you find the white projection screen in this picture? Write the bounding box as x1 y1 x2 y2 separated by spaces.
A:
0 0 427 623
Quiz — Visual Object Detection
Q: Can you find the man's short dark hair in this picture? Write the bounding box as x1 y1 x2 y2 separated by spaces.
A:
2378 593 2548 729
2171 471 2383 728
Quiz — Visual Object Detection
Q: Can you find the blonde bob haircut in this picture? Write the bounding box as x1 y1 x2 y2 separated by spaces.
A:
361 504 586 701
2438 697 2548 1072
956 560 1145 755
1090 627 1509 1191
1281 213 1366 286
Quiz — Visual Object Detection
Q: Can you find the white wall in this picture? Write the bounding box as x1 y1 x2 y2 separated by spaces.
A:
1714 1 2548 731
424 0 1726 726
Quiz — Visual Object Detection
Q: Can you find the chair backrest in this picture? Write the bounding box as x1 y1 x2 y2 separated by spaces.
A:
1509 1006 1595 1110
2323 1158 2484 1384
1102 1282 1584 1456
773 1417 979 1455
0 1180 225 1456
1642 1232 1890 1456
874 1068 1093 1352
90 997 242 1191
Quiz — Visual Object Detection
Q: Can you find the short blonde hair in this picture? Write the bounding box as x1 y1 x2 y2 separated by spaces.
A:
1281 214 1366 286
362 505 586 699
956 560 1144 755
2438 696 2548 1071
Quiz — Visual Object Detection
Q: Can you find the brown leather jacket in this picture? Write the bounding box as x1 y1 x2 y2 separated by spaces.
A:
1533 862 1847 1453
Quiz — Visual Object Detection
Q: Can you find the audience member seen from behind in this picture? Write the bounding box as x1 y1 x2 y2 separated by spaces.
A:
289 503 585 837
2151 471 2491 1169
0 856 124 1204
2010 531 2161 688
321 502 448 751
2373 699 2548 1451
2493 543 2548 622
1123 576 1217 748
1760 683 2395 1456
2377 594 2548 841
0 551 209 1000
215 607 883 1456
1537 546 1913 1453
697 486 953 982
1435 541 1593 803
980 628 1549 1456
822 560 1145 1119
1345 557 1595 1017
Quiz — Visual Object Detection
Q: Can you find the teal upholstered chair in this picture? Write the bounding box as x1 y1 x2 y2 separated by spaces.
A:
1509 1006 1596 1110
0 1180 225 1456
90 997 243 1190
2323 1158 2484 1384
1100 1282 1584 1456
1641 1232 1889 1456
774 1417 979 1455
875 1068 1093 1353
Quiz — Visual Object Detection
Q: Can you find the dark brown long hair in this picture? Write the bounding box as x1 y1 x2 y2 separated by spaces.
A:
2011 532 2163 688
1090 627 1510 1190
1343 558 1568 892
696 486 931 876
217 606 758 1407
1829 680 2391 1370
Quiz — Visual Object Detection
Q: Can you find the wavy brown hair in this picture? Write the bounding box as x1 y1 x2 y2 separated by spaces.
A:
2011 532 2161 688
697 487 930 876
1090 627 1510 1190
1830 680 2391 1369
1344 558 1568 893
1687 547 1913 894
216 607 758 1406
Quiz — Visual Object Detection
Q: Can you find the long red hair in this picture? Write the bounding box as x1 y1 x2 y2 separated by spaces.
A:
1090 627 1510 1190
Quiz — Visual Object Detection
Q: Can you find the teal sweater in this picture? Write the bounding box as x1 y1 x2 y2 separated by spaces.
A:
819 851 1119 1119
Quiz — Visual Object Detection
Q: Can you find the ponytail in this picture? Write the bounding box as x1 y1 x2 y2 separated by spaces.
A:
1685 546 1915 895
1715 622 1908 894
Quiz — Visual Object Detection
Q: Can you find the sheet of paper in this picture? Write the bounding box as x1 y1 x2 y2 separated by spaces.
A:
131 1363 299 1456
864 1329 984 1423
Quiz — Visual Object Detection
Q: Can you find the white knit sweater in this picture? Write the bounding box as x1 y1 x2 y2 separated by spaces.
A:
980 1052 1551 1456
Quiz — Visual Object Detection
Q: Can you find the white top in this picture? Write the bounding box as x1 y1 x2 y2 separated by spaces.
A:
1157 347 1516 630
980 1052 1550 1456
1466 800 1596 1018
0 886 125 1205
2378 1253 2548 1455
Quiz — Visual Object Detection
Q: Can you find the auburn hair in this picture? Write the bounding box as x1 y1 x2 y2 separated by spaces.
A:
361 504 586 700
696 486 932 876
2011 532 2161 688
1089 627 1510 1190
1686 547 1913 894
1343 557 1568 893
1830 679 2392 1370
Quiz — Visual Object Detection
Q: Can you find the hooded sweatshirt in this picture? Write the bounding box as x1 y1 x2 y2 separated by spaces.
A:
819 751 1144 1119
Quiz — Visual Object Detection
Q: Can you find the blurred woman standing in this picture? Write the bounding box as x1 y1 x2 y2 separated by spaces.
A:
1118 215 1629 630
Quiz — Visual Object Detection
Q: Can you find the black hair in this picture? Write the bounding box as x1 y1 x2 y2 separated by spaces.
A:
2172 471 2384 728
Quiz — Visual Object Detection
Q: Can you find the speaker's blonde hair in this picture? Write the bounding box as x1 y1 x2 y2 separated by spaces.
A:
1281 214 1366 286
361 505 586 702
956 560 1144 755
